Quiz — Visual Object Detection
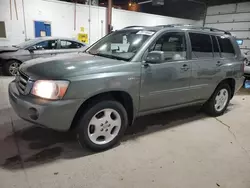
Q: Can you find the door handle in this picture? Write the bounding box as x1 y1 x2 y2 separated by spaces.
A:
180 64 189 71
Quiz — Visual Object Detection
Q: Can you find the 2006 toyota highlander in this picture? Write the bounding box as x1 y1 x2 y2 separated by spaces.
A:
9 25 245 151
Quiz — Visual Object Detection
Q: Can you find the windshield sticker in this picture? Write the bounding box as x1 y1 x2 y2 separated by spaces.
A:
136 31 155 36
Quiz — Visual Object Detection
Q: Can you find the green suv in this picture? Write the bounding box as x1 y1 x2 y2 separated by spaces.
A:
9 25 244 151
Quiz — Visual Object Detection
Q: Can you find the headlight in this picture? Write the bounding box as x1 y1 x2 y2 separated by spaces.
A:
31 80 69 100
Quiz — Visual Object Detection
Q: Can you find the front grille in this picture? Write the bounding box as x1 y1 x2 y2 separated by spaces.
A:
16 71 29 94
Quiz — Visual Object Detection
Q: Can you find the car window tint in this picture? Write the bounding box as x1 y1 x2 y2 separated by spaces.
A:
151 32 187 61
88 29 153 61
60 40 83 49
71 41 84 48
33 40 58 50
189 33 213 59
217 36 235 58
211 35 220 57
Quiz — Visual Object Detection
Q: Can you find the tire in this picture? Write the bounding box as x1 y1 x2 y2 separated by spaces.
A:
3 60 21 76
76 100 128 151
204 83 231 117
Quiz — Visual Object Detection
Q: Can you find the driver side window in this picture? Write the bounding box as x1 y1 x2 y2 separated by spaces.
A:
31 40 58 50
150 32 187 61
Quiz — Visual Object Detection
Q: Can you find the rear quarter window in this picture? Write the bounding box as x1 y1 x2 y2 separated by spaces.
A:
217 36 235 58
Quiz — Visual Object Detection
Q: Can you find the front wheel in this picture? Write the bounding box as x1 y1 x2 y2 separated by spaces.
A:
204 83 231 116
76 100 128 151
3 60 21 76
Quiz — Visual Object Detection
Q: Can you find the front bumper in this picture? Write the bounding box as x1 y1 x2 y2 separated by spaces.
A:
8 81 84 131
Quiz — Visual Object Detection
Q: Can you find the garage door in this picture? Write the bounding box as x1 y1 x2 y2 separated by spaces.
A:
205 2 250 53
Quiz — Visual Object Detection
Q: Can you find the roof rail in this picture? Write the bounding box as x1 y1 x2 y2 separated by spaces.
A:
123 26 145 29
156 24 231 35
204 27 231 35
156 24 193 28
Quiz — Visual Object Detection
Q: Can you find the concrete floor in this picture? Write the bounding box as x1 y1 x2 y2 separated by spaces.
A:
1 76 250 188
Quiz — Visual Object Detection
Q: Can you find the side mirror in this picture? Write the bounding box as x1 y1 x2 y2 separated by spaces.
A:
145 51 165 64
28 46 36 53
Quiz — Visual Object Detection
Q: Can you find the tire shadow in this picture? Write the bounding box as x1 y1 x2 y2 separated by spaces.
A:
124 106 206 141
1 105 206 170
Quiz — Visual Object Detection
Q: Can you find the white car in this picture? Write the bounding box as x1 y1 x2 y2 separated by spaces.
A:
245 51 250 62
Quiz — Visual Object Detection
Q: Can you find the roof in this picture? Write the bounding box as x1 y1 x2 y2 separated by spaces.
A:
122 24 231 36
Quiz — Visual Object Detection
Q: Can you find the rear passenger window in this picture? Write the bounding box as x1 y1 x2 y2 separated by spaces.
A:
60 40 83 49
189 33 213 59
211 35 220 57
217 36 235 58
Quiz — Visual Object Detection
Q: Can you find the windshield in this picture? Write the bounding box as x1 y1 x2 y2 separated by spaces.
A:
13 39 41 49
87 29 155 61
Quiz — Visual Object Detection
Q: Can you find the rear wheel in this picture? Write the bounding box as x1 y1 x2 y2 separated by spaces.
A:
76 100 128 151
204 83 231 116
3 60 21 76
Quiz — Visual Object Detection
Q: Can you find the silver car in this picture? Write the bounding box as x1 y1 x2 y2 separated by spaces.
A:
0 37 86 76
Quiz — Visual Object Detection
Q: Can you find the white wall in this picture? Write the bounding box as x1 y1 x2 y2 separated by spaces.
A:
21 0 107 44
89 6 106 44
112 9 198 30
0 0 198 46
24 0 76 40
0 0 106 46
205 2 250 52
0 0 26 46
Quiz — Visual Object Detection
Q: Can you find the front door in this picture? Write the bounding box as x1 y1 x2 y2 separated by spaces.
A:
30 39 59 59
140 31 192 112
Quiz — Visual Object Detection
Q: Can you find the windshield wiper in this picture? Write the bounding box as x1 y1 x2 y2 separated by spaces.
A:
90 52 128 61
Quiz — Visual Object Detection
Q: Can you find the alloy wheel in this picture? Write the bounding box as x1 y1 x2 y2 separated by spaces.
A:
214 88 229 112
87 108 122 145
9 62 20 76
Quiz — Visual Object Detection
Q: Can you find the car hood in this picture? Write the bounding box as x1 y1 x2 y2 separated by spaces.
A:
0 46 19 53
19 52 128 80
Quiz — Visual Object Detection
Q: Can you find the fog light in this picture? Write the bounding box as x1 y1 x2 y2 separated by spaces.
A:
28 107 39 120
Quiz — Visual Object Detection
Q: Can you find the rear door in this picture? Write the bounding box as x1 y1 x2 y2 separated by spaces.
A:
57 40 85 55
188 32 224 101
